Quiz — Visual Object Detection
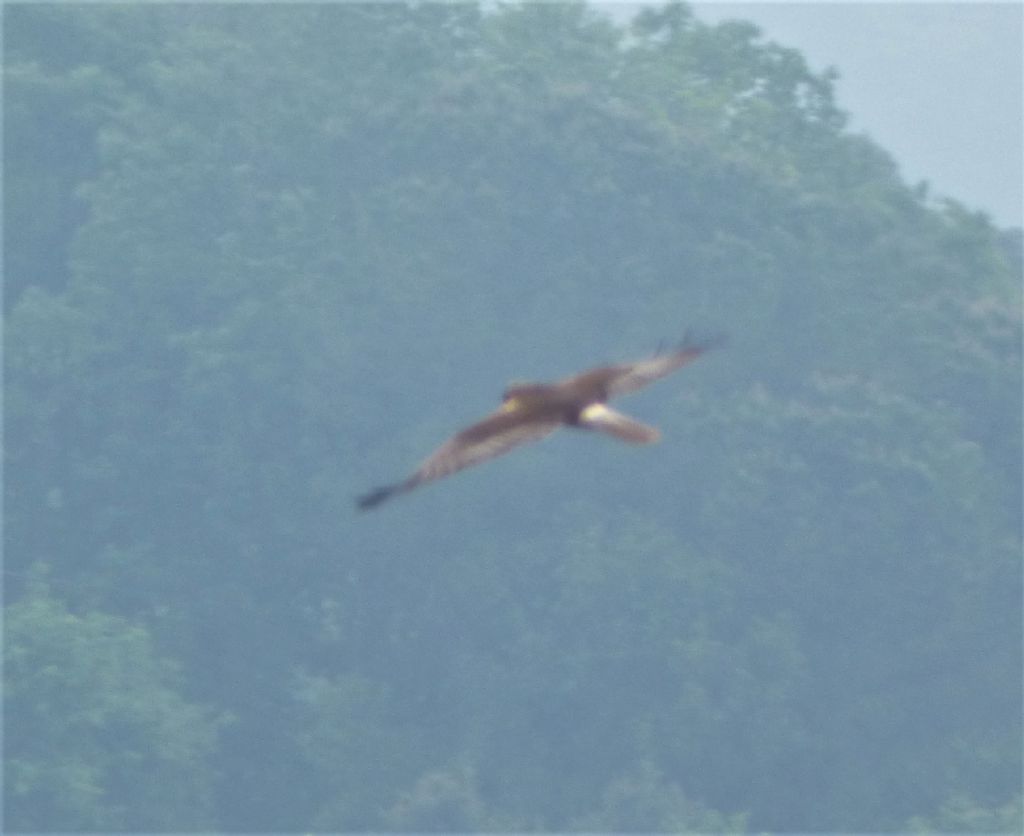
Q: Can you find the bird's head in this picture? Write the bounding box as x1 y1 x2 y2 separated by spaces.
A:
501 380 548 410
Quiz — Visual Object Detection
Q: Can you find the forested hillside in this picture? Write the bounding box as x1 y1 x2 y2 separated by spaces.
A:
5 3 1021 831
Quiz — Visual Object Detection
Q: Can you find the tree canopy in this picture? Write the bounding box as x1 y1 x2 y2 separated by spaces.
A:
5 2 1020 831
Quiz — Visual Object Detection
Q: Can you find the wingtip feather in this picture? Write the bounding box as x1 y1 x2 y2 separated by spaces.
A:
679 330 727 354
357 484 400 510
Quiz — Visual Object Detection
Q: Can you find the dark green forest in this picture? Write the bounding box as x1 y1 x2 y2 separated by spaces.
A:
4 2 1021 832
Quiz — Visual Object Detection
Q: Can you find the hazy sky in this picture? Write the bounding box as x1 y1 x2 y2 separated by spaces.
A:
601 2 1023 229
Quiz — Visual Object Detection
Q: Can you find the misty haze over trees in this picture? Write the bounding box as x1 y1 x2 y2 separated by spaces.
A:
4 2 1021 831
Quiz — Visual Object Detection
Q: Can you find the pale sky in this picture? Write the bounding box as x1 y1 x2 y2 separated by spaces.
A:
599 2 1023 229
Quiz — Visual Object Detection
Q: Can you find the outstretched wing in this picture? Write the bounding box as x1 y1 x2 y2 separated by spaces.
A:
602 336 721 399
358 334 722 509
578 403 660 444
357 406 561 510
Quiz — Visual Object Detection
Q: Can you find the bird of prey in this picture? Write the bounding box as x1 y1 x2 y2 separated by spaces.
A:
357 336 719 510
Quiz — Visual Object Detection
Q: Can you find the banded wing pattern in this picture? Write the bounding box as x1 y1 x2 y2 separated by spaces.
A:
602 339 718 398
357 408 560 509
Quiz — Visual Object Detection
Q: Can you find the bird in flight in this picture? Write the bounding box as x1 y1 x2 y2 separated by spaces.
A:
357 336 719 510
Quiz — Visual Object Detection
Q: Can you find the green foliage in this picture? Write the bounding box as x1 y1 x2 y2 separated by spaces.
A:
292 671 428 829
5 1 1020 831
3 586 222 830
907 793 1023 833
570 761 748 832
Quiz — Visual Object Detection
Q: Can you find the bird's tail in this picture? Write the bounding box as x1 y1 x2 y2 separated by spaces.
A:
578 403 661 444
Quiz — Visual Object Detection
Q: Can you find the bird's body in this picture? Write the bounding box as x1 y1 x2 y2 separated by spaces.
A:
358 336 718 509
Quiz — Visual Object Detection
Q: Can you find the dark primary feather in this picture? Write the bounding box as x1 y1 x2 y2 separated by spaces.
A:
357 484 403 510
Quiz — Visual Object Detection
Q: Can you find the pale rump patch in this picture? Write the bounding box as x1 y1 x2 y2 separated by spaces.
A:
578 403 661 444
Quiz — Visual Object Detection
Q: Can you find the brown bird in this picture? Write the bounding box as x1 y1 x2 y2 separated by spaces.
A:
357 336 719 509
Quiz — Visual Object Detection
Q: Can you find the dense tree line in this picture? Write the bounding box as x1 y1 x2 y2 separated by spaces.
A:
5 2 1020 831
